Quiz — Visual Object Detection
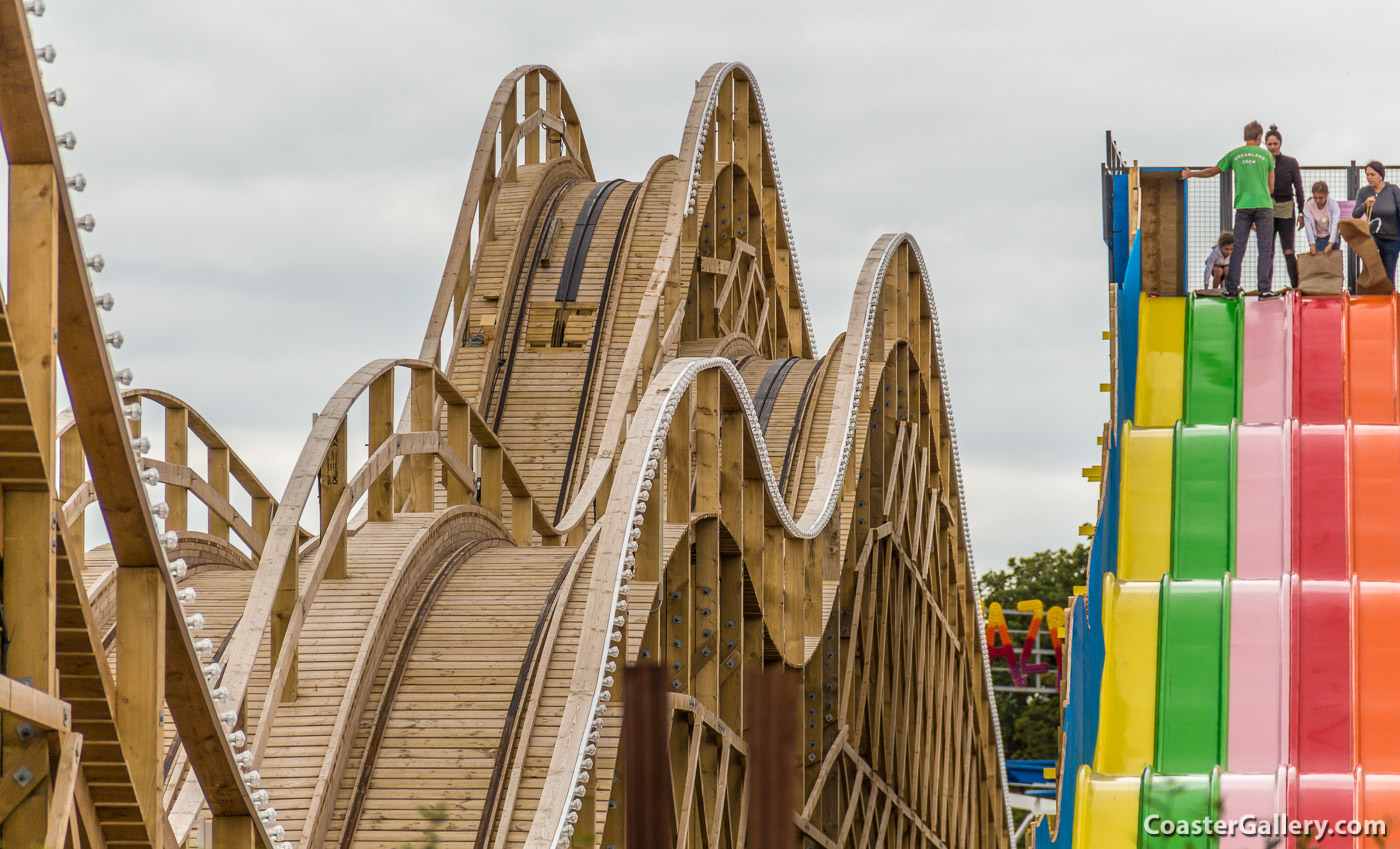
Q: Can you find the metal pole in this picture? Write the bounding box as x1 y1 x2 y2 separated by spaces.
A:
746 668 799 849
624 664 673 849
1220 171 1233 233
1349 160 1361 291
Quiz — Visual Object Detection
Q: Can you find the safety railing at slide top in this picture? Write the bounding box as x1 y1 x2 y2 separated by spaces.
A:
1101 130 1397 297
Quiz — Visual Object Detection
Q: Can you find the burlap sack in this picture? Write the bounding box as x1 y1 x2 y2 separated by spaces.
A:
1339 217 1395 294
1297 251 1344 295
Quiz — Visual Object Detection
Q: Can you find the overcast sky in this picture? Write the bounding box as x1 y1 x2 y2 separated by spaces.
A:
21 1 1389 574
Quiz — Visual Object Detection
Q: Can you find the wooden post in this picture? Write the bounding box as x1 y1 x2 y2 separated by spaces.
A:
43 732 81 849
368 371 393 521
665 390 691 524
623 664 672 849
208 446 230 541
746 668 798 849
480 445 503 516
8 164 57 474
165 405 189 531
524 71 540 165
252 495 273 549
1 492 56 846
59 428 85 568
210 815 254 849
272 544 298 702
512 495 532 546
319 419 347 580
446 402 470 508
410 367 434 512
116 566 166 849
2 166 60 845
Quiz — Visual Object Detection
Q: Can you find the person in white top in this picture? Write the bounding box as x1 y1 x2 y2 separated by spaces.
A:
1304 180 1341 255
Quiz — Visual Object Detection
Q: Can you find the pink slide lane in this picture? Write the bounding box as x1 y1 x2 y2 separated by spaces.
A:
1219 768 1288 849
1228 579 1290 773
1242 294 1292 424
1235 424 1290 580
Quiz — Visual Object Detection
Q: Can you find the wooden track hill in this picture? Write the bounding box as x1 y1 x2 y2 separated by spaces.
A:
0 5 1010 845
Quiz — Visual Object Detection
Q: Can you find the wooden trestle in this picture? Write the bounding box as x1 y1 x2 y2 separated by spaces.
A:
0 11 1008 847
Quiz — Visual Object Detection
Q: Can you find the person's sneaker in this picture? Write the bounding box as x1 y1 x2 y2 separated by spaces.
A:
1259 290 1282 300
1198 287 1225 297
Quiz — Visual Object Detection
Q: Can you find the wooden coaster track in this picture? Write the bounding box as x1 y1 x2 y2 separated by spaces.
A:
0 5 1011 845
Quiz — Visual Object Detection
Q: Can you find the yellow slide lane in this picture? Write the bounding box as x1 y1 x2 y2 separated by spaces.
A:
1134 295 1186 427
1093 576 1161 775
1072 766 1142 849
1117 423 1174 581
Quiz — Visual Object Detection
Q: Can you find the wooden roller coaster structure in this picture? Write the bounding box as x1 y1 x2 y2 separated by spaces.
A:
0 2 1010 846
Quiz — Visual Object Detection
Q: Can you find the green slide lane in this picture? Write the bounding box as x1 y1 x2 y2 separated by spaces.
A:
1171 423 1235 579
1138 769 1220 849
1183 295 1242 425
1153 577 1230 775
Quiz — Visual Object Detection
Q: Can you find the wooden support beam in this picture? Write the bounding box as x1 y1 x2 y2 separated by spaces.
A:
208 446 230 540
165 405 189 531
0 675 68 731
480 445 503 516
1 488 56 846
115 566 166 848
511 495 532 546
319 420 347 580
0 735 50 826
272 543 298 703
409 367 434 512
445 402 470 508
665 390 691 524
42 731 81 849
59 428 84 567
252 495 272 545
368 371 393 521
72 771 106 849
8 163 57 474
210 815 254 849
524 71 540 165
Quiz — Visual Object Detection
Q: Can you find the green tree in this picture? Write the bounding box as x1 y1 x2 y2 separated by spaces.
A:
979 545 1086 761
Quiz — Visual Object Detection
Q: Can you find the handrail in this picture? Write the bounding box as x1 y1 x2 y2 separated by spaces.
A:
217 357 572 757
59 388 303 563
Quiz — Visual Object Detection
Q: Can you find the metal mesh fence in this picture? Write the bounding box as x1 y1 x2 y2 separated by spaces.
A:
1185 174 1223 291
1184 163 1378 294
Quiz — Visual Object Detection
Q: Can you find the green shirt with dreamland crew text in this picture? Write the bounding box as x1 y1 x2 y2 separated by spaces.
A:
1217 144 1275 209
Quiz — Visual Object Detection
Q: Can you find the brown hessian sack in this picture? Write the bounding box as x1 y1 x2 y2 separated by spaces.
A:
1339 217 1395 295
1296 249 1345 295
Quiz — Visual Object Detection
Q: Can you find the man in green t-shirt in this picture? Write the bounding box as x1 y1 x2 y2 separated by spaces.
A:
1182 121 1278 297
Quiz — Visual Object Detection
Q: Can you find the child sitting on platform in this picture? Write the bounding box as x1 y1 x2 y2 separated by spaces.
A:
1204 231 1234 289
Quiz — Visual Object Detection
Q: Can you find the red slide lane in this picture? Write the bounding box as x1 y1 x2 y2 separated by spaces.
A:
1295 297 1345 424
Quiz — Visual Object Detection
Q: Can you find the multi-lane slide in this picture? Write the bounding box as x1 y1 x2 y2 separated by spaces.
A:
1033 240 1400 848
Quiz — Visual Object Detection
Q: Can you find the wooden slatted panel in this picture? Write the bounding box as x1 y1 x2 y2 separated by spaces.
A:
584 162 679 466
326 544 581 848
248 516 436 845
